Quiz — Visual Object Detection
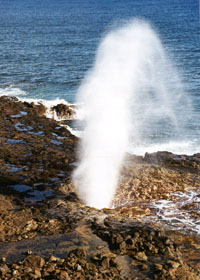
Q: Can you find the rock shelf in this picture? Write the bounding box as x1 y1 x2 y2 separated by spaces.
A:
0 96 199 279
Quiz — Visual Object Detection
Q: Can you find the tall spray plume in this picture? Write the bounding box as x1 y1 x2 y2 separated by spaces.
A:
73 19 189 209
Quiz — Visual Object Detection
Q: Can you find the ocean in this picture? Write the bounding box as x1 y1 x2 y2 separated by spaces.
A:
0 0 199 155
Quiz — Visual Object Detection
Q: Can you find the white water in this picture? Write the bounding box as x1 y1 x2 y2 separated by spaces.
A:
0 86 75 121
0 86 27 96
128 140 200 156
149 190 200 234
73 19 191 209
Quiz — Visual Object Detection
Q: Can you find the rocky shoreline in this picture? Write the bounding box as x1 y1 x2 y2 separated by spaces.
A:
0 96 199 279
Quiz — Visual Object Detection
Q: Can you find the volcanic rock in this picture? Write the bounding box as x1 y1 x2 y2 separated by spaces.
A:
52 103 76 119
0 96 199 279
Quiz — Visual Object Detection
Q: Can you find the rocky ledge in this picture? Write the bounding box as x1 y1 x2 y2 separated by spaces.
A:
0 96 199 279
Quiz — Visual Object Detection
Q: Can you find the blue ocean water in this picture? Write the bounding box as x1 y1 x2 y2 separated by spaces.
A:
0 0 199 154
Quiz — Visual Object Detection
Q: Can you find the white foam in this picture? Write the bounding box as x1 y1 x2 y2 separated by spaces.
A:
128 140 200 156
66 125 82 137
19 97 76 121
0 86 27 97
150 190 200 234
0 86 77 121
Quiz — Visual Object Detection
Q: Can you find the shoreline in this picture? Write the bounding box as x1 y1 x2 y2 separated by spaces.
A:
0 96 199 279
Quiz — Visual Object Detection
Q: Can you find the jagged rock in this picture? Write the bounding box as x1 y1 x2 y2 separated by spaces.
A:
59 270 70 280
23 256 45 269
134 251 148 261
0 96 199 280
52 103 76 119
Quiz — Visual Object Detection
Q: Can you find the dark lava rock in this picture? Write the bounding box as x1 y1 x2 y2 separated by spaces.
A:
90 218 200 279
0 95 78 190
0 96 200 279
0 248 124 280
52 103 76 119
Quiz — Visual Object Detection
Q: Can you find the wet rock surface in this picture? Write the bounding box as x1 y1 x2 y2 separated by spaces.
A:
0 96 199 279
51 103 76 120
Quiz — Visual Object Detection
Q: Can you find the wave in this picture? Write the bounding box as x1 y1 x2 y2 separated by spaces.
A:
1 85 199 156
0 86 27 96
128 140 200 156
0 85 77 122
20 97 74 120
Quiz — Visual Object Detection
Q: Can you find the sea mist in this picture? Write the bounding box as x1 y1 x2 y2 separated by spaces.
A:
73 20 189 209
